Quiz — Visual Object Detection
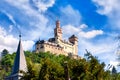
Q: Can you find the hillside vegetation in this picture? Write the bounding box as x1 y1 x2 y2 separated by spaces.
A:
0 51 120 80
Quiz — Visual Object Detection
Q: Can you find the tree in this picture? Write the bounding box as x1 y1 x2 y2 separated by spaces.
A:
84 50 107 80
21 57 41 80
112 66 117 74
38 58 64 80
1 49 9 57
0 68 6 80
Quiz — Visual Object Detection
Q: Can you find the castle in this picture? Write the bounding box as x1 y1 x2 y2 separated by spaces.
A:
35 20 78 57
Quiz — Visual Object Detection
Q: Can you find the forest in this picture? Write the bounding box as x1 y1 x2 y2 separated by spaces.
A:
0 50 120 80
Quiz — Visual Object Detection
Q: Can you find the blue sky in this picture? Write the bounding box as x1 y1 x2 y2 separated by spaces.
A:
0 0 120 71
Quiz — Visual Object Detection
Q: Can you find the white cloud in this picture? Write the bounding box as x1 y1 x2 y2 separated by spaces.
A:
9 25 13 32
0 26 34 53
110 61 119 69
62 24 103 39
32 0 55 12
0 0 55 52
3 0 50 40
62 25 80 36
79 30 103 39
92 0 120 29
79 38 116 55
2 11 16 25
5 0 55 15
93 0 120 15
0 27 6 36
22 40 35 51
79 24 88 29
60 5 82 26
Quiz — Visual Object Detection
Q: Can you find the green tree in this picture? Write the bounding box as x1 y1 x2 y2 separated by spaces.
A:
21 57 41 80
1 49 9 57
39 58 64 80
112 66 117 74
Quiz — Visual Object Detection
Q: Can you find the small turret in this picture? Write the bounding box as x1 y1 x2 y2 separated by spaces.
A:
69 35 78 55
69 35 78 44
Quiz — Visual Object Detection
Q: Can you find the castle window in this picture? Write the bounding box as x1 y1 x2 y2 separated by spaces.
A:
40 45 44 48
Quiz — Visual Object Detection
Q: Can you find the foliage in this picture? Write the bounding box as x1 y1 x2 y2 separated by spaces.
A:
0 51 120 80
0 53 15 79
38 58 64 80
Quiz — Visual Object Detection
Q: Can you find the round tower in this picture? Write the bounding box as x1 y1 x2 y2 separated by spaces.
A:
69 35 78 44
69 35 78 55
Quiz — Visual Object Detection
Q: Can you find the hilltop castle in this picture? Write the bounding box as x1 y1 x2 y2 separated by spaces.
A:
35 20 78 57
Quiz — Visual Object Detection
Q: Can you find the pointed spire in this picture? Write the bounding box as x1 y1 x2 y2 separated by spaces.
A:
12 35 27 74
6 35 28 79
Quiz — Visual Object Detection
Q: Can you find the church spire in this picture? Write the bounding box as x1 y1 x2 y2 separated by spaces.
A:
6 35 28 80
12 34 27 73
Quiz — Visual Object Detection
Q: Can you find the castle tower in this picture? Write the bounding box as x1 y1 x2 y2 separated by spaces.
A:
69 35 78 55
6 35 28 80
54 20 62 41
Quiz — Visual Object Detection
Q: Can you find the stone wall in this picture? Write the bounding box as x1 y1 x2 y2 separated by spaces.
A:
35 42 68 56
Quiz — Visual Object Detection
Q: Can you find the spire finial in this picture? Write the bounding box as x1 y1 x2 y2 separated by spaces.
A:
19 34 21 40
